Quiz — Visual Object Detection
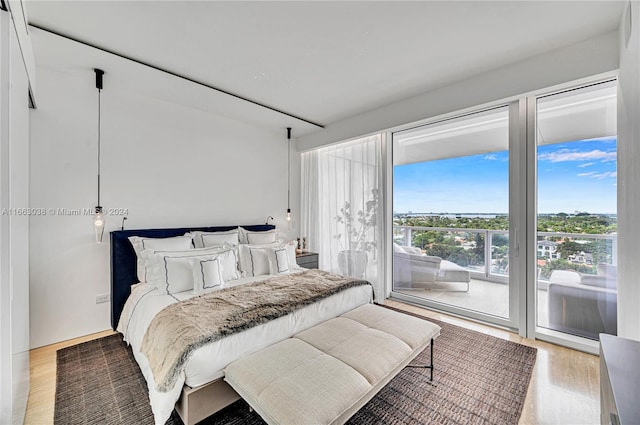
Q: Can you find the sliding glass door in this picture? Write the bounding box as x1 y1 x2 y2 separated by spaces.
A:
392 106 515 327
390 78 617 348
533 80 617 344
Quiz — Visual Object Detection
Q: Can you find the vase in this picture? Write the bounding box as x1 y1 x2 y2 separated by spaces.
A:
338 250 368 278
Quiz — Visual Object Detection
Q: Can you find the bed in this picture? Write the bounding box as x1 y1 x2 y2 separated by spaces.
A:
110 224 374 425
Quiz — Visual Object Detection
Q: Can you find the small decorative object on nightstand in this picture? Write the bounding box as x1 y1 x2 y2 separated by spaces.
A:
296 251 319 269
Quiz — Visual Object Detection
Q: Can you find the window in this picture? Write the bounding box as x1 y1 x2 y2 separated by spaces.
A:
392 106 512 321
535 80 617 341
390 78 617 349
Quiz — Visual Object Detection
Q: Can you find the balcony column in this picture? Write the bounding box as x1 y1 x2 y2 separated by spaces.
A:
404 227 412 247
485 230 491 277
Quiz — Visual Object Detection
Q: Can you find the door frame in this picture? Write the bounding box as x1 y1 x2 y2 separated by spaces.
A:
524 77 618 354
387 71 618 353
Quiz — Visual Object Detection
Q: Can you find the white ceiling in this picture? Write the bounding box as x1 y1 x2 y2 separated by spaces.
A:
393 80 617 166
25 1 626 135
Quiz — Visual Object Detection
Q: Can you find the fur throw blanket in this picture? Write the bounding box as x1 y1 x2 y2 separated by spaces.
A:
141 269 371 391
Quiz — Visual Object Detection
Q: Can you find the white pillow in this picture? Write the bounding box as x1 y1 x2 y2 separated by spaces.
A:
215 247 241 282
140 246 228 285
191 257 224 293
267 247 291 274
129 235 193 282
189 229 239 248
154 256 198 295
281 240 300 269
142 247 238 295
238 243 279 277
239 227 277 245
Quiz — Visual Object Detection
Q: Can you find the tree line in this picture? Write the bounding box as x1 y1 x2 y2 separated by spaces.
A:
395 213 616 234
394 213 615 273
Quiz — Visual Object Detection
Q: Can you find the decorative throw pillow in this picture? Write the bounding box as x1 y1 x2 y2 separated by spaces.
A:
267 247 291 274
282 240 300 269
145 255 198 295
238 227 277 245
189 229 239 248
215 247 241 282
128 235 193 282
140 246 229 287
191 257 224 293
238 243 279 277
142 247 239 295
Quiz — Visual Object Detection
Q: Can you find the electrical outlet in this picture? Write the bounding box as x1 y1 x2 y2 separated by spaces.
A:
95 294 109 304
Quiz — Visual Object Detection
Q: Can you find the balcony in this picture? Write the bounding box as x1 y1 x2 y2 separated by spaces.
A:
393 225 617 338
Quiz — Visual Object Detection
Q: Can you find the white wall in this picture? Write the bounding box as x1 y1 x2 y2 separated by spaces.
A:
9 22 30 424
0 12 12 421
298 31 620 151
29 34 300 348
617 1 640 341
0 9 31 424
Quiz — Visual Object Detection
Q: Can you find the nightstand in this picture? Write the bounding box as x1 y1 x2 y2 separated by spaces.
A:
296 251 319 269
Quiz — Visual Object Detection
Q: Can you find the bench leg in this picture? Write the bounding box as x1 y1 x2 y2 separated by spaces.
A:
406 338 435 382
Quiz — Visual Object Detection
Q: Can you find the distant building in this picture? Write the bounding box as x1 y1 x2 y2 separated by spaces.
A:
537 240 561 259
569 251 593 265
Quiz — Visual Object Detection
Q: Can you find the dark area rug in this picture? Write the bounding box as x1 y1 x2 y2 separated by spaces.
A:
55 306 536 425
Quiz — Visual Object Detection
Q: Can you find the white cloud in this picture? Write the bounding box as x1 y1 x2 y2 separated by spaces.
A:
593 171 617 179
577 171 617 179
578 162 595 168
538 149 616 163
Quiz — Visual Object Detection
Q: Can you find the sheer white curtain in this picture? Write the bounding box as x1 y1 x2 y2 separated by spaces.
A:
301 134 384 301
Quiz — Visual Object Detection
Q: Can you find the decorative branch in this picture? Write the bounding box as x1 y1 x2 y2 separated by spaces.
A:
334 188 379 253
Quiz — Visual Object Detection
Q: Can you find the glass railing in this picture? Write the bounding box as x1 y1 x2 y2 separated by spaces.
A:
536 231 617 281
393 225 617 283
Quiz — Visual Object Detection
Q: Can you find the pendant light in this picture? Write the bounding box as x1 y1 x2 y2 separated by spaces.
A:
93 68 105 243
286 127 292 227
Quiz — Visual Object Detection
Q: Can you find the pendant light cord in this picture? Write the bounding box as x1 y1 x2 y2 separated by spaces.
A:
287 127 291 210
97 88 101 207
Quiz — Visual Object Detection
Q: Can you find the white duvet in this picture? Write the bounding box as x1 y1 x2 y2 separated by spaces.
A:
117 271 373 425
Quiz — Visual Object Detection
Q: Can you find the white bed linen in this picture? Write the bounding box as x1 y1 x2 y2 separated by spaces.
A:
117 272 373 425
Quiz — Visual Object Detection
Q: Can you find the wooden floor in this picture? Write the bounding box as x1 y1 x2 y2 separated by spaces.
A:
23 301 599 425
24 329 116 425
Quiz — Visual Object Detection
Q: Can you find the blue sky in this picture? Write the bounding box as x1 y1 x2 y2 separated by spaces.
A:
394 137 617 214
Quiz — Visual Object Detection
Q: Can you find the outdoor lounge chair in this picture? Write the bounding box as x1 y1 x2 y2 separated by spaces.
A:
393 243 471 291
547 263 617 340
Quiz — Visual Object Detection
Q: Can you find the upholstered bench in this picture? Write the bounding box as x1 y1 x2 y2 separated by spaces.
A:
224 304 440 425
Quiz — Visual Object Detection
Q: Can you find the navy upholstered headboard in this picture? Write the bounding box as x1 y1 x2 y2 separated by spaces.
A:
110 224 275 330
